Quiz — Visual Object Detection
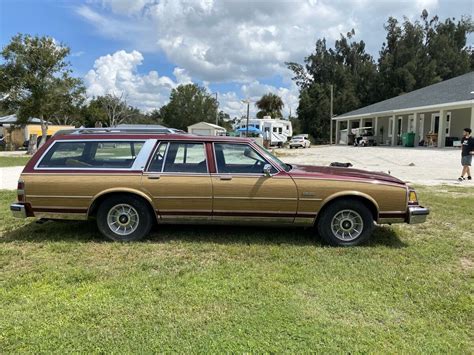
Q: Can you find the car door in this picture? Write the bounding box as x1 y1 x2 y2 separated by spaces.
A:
211 142 298 224
141 141 213 222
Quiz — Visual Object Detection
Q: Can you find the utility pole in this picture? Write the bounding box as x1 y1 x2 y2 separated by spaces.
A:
241 99 250 137
213 92 219 125
330 84 334 145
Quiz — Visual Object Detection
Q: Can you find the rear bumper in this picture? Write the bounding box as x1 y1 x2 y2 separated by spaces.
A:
10 203 28 218
407 206 429 224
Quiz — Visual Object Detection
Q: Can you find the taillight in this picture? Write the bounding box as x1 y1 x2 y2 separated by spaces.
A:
17 179 25 202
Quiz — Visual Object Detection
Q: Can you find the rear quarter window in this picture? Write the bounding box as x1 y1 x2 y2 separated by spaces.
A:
37 141 145 169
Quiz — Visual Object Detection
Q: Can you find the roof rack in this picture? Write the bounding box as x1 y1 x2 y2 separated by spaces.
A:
54 127 187 136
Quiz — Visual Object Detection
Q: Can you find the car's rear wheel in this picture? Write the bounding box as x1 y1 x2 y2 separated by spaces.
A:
317 199 374 246
96 195 153 241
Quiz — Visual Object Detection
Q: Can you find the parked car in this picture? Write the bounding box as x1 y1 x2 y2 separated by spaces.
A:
289 135 311 149
10 127 429 246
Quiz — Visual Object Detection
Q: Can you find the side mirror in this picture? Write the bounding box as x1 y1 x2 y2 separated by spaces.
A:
263 164 272 177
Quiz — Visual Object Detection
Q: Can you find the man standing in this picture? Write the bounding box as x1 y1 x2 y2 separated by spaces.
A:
458 128 474 182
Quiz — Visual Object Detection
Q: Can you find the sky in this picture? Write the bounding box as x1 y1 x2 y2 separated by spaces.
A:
0 0 472 119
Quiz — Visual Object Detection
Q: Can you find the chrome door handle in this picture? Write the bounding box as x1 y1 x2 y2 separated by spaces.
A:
219 176 232 181
147 175 160 180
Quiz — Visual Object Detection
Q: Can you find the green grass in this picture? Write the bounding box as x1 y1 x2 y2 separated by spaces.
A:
0 156 31 167
0 186 472 352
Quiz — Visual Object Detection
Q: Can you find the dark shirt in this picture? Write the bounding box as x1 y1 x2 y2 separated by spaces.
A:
461 136 474 156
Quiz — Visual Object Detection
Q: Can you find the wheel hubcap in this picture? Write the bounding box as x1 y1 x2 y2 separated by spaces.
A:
331 209 364 241
107 204 139 236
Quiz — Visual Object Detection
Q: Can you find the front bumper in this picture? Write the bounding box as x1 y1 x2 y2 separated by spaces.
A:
10 203 28 219
407 206 429 224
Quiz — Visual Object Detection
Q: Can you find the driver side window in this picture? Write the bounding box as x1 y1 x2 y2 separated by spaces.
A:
214 143 277 174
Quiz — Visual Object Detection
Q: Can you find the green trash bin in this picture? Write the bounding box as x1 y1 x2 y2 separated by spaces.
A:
402 132 415 147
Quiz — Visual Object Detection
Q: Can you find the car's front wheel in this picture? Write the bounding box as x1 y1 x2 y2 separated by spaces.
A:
317 199 374 246
96 195 153 241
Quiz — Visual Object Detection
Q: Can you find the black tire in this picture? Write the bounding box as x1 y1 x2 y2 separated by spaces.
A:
96 195 154 242
317 199 374 246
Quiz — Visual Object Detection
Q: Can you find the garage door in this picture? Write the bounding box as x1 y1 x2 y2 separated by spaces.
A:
192 129 212 136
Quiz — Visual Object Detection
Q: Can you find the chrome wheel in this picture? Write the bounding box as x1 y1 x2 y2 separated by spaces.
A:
107 204 140 236
330 209 364 241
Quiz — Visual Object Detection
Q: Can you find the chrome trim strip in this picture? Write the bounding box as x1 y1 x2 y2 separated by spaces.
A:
152 196 212 199
34 139 150 171
211 216 294 224
158 209 212 213
213 209 296 215
144 172 211 177
28 195 93 199
213 196 297 201
22 173 143 176
299 198 323 201
31 205 87 210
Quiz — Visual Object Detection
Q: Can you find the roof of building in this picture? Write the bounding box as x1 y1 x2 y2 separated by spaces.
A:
336 71 474 119
0 114 42 124
188 121 226 130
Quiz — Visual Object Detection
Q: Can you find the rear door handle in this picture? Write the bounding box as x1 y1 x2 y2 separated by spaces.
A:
219 176 232 181
147 175 160 180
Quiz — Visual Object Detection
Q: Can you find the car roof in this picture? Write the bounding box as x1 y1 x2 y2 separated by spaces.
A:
53 133 253 143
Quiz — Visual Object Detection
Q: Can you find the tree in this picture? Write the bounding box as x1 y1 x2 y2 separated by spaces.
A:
255 93 284 118
0 34 85 150
217 110 233 130
160 84 218 130
80 97 108 128
287 11 473 143
287 32 377 142
101 93 135 127
377 12 473 100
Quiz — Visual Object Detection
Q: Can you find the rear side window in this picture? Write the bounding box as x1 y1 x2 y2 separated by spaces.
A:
163 142 207 173
38 141 144 169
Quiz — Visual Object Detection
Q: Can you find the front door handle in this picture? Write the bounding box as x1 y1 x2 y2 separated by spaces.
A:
147 175 160 180
219 176 232 181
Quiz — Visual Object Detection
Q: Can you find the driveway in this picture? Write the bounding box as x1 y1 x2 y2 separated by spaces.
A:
278 145 471 186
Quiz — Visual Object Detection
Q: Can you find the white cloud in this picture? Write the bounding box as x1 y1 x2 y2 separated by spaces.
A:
85 50 185 111
77 0 451 83
84 49 298 119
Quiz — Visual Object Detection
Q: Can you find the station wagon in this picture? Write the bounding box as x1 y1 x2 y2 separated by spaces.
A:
10 127 429 246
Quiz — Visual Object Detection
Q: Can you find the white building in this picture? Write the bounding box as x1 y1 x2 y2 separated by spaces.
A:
333 72 474 148
187 122 226 136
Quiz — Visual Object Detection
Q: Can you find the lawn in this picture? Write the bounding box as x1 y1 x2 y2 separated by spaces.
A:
0 186 472 352
0 155 31 167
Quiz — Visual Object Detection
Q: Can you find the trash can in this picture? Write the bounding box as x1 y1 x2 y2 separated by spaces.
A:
347 133 355 146
402 132 415 147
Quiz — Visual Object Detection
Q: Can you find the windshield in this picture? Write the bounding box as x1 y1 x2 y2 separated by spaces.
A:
255 142 291 172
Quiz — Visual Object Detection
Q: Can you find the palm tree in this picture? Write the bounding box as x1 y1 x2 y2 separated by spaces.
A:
255 93 284 118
